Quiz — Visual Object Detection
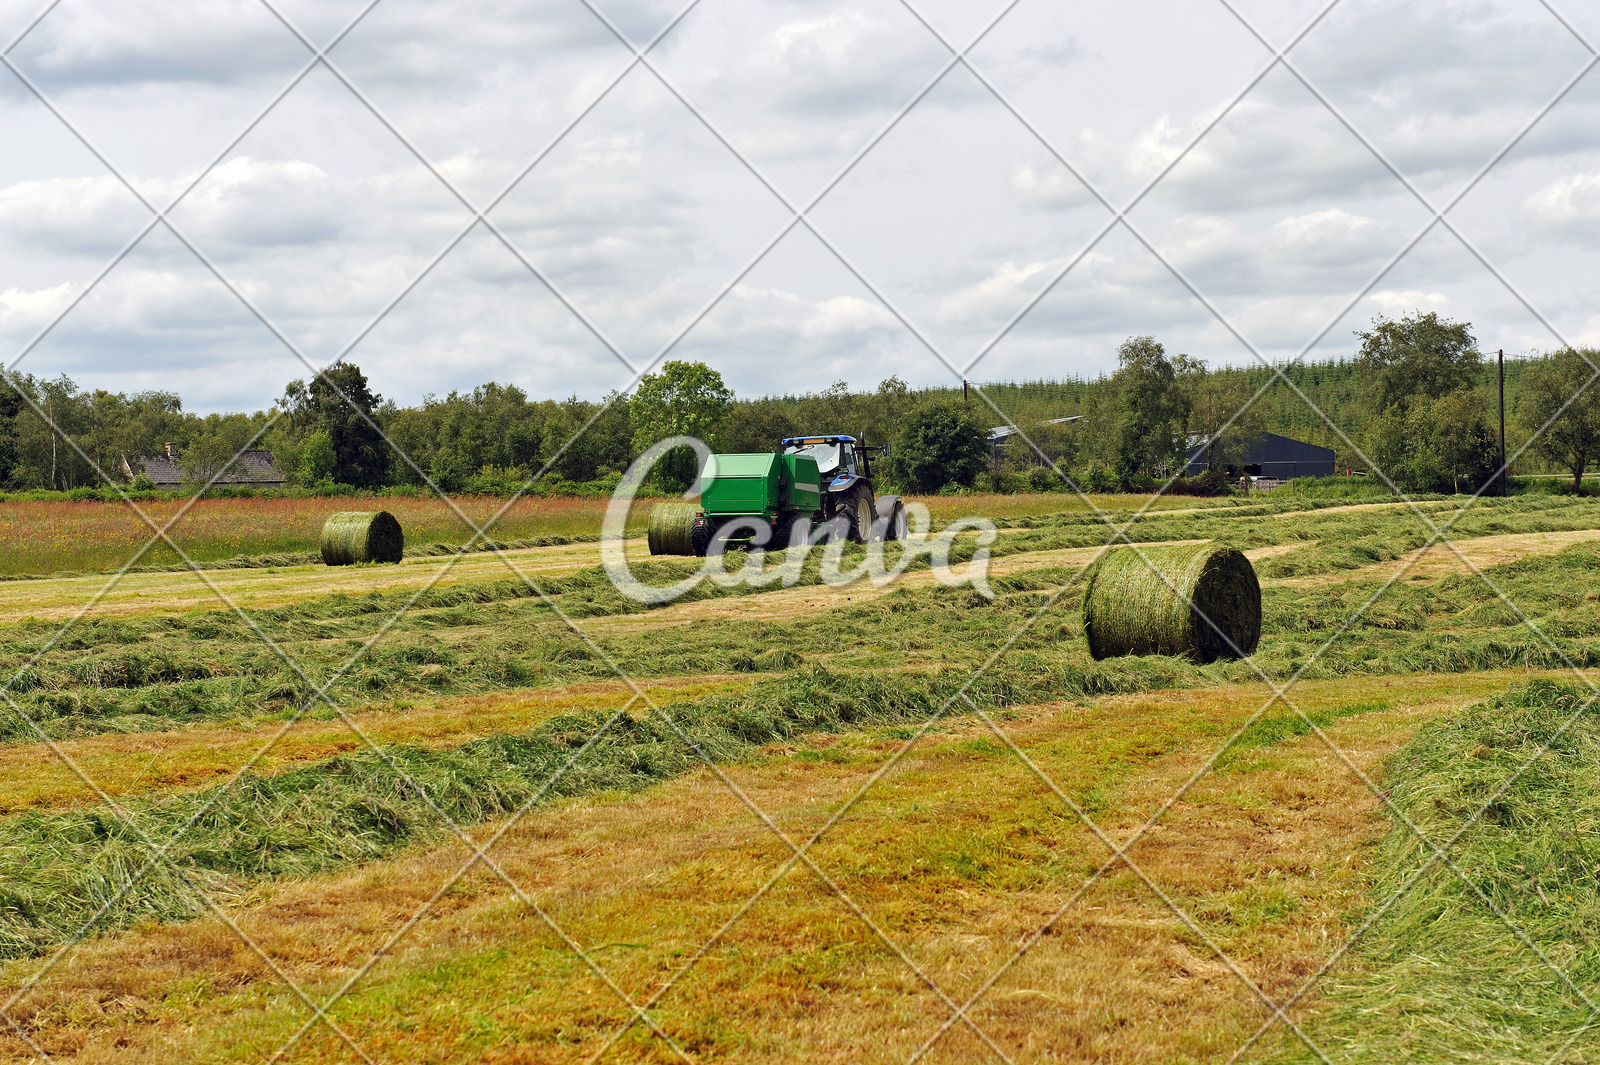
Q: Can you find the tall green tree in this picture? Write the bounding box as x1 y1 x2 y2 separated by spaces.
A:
893 400 989 492
1110 336 1198 481
1369 388 1499 493
180 413 266 485
1519 348 1600 490
1358 312 1481 414
0 377 23 489
630 361 732 490
282 362 389 488
1190 371 1266 476
1357 312 1488 491
538 393 633 482
722 397 799 453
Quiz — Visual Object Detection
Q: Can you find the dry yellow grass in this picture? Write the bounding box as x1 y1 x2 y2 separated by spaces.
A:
1271 528 1600 587
1243 540 1317 562
0 672 1524 1063
0 676 754 814
0 539 637 624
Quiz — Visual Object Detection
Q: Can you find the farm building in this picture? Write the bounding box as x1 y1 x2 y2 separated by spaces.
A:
987 415 1082 464
123 443 287 488
1184 431 1336 479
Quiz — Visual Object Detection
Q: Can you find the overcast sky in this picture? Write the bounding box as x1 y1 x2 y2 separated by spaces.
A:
2 0 1598 413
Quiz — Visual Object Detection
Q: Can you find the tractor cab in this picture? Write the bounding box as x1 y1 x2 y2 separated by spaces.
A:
781 435 875 490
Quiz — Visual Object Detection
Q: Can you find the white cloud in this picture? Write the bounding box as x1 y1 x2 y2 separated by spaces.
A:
802 294 896 337
0 282 74 327
1370 289 1451 311
1525 172 1600 232
938 260 1064 323
0 0 1594 408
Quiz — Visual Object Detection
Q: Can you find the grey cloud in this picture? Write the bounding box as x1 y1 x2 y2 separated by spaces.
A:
2 0 1596 411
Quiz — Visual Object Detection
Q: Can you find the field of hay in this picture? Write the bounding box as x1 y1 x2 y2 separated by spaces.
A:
1 490 1597 1063
0 491 1213 578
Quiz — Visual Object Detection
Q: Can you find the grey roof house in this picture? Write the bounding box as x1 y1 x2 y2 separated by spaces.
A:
987 416 1082 464
123 443 286 488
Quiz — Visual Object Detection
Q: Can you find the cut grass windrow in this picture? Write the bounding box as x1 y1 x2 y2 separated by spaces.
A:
0 674 1499 1064
0 655 1210 959
11 522 1600 748
1272 679 1600 1064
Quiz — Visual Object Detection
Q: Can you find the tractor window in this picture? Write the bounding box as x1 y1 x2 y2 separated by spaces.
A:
841 444 859 475
786 442 840 474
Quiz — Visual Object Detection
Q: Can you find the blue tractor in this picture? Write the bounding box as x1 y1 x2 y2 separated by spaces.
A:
773 435 905 546
673 434 907 556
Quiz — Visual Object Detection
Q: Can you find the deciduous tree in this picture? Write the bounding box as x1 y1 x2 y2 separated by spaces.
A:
893 400 989 492
630 361 733 490
1519 348 1600 491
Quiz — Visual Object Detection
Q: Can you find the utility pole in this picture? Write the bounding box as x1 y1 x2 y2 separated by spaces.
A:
1498 348 1507 497
962 379 968 404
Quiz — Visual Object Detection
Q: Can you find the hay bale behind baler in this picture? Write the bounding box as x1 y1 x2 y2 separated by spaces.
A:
321 510 405 565
1081 543 1260 663
647 502 700 555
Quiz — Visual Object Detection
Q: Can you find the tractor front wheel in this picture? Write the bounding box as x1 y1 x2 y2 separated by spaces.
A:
689 516 714 557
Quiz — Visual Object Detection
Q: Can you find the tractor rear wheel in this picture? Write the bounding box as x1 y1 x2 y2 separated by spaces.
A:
844 488 872 543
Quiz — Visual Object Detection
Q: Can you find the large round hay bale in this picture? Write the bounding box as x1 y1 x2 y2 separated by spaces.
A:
647 502 700 555
1081 543 1260 663
320 510 404 566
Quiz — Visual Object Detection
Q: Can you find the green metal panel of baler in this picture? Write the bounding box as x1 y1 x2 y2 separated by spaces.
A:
698 453 782 516
780 454 821 512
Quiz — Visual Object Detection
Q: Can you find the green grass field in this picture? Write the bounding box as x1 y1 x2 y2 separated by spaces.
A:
0 489 1596 1062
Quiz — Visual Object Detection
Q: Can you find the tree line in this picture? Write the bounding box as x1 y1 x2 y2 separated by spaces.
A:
1 311 1596 496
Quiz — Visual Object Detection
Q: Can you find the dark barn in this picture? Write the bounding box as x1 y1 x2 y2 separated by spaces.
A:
1185 432 1336 480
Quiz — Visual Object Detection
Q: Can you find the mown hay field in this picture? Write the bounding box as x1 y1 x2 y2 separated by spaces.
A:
0 490 1223 578
0 495 619 577
0 490 1597 1062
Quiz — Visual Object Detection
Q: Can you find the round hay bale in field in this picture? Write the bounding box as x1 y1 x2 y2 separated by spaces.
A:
647 502 700 555
1081 543 1260 663
320 510 404 566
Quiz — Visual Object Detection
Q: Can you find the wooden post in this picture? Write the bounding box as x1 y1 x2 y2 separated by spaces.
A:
1498 348 1506 497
